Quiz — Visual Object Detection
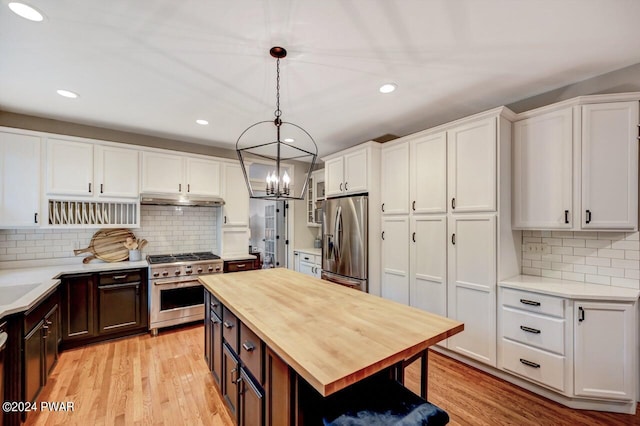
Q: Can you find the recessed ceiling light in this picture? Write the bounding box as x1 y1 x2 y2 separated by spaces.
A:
56 89 79 99
8 2 44 22
196 119 209 125
283 138 295 143
379 83 397 94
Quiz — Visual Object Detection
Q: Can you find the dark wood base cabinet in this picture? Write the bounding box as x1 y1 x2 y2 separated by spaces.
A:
61 268 148 350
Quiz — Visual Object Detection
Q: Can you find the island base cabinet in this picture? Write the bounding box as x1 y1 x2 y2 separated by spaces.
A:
222 343 240 420
265 348 293 426
574 301 636 401
210 310 222 385
239 369 264 426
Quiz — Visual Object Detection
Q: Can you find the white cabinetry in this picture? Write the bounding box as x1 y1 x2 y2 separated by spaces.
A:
47 138 94 196
141 151 221 197
95 145 140 198
222 162 249 227
447 117 497 212
411 132 447 214
574 301 636 401
513 108 573 229
447 215 497 364
581 102 638 229
410 215 447 317
381 216 410 304
0 130 41 227
513 96 639 231
306 170 324 227
324 146 370 197
381 143 409 215
294 250 321 278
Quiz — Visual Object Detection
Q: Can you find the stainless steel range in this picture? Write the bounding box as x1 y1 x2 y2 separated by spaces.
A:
148 252 223 336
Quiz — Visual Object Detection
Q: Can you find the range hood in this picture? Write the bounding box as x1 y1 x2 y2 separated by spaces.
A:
140 193 225 207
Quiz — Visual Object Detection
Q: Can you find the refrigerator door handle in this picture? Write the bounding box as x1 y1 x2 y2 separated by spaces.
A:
334 205 343 262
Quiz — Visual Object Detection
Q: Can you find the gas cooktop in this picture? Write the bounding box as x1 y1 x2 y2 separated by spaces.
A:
147 252 221 265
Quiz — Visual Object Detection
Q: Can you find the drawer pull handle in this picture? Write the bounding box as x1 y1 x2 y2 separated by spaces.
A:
223 321 234 329
519 358 540 369
112 275 128 280
236 264 246 268
520 326 541 334
242 341 255 352
519 299 540 307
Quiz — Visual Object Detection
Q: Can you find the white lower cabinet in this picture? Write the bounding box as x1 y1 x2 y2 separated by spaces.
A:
381 216 410 305
498 285 638 411
293 251 321 278
447 215 497 366
574 301 636 401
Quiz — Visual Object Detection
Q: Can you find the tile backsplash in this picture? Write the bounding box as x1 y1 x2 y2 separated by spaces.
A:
521 230 640 289
0 205 218 264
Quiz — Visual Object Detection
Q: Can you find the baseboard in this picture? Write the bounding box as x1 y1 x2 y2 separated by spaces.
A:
430 346 637 415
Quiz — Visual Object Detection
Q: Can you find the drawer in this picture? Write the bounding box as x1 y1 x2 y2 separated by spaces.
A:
24 290 58 335
501 339 565 392
99 269 142 285
240 322 263 384
209 293 223 318
222 306 238 351
298 253 318 264
501 308 565 355
225 260 255 273
501 287 565 318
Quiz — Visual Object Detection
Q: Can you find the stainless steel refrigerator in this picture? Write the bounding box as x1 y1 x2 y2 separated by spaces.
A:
321 195 368 291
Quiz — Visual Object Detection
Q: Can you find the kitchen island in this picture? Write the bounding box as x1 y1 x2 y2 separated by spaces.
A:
199 268 463 425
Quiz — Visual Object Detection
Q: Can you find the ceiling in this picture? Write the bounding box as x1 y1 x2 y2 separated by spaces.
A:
2 0 640 158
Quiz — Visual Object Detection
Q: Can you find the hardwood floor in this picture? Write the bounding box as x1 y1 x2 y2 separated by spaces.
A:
25 324 639 426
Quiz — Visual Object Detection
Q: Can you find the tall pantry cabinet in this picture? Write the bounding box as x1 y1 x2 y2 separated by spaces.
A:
380 107 520 367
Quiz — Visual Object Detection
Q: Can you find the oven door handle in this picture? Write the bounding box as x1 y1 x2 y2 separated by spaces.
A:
153 279 199 286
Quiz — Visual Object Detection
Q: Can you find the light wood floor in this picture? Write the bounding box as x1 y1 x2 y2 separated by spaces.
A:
26 324 639 426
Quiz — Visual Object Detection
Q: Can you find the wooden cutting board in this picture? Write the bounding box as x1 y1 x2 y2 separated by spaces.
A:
74 228 136 263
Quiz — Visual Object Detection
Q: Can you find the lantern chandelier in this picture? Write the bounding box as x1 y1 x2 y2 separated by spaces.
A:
236 47 318 200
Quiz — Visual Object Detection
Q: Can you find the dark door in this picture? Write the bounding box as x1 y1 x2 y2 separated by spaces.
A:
204 291 211 367
97 282 141 334
43 305 59 378
23 322 43 403
211 310 223 385
62 274 94 340
222 343 239 420
0 327 6 426
240 368 264 426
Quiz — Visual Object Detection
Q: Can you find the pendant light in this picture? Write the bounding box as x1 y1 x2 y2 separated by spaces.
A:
236 47 318 200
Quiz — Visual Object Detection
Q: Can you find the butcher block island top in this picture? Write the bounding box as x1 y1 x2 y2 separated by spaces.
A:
199 268 463 396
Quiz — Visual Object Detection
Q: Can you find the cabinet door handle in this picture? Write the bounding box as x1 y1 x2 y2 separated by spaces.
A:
224 216 227 224
412 201 416 211
88 182 92 193
381 203 385 212
520 326 541 334
451 198 456 210
187 184 190 193
451 233 456 245
34 213 38 224
231 367 238 384
223 321 234 329
578 306 585 322
339 183 343 192
242 341 255 352
412 232 416 243
519 299 540 307
564 210 569 224
519 358 540 369
381 231 385 240
100 183 104 194
585 210 592 224
179 183 182 192
345 182 348 191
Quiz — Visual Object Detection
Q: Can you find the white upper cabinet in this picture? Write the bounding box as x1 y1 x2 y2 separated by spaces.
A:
0 130 41 227
47 138 94 196
513 96 639 231
581 101 638 230
513 108 573 229
95 145 139 198
381 142 409 215
447 117 497 213
141 151 184 194
323 145 371 197
186 157 221 197
411 132 447 214
222 162 249 227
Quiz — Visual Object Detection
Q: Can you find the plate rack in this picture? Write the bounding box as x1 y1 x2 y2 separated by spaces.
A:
48 200 139 227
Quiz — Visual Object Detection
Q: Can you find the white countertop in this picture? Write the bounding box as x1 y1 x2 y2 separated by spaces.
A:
0 259 149 319
294 248 321 256
499 275 640 302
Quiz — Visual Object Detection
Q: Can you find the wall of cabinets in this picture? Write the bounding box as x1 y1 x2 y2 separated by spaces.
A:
379 108 520 367
306 170 324 227
498 281 638 413
513 95 639 230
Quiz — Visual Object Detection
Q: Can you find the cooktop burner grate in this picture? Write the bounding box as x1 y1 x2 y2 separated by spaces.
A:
147 252 221 264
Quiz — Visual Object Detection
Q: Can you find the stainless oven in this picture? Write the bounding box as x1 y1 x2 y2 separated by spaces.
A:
148 252 223 336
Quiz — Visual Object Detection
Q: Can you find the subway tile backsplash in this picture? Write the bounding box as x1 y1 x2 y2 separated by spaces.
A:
0 205 218 263
521 230 640 289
